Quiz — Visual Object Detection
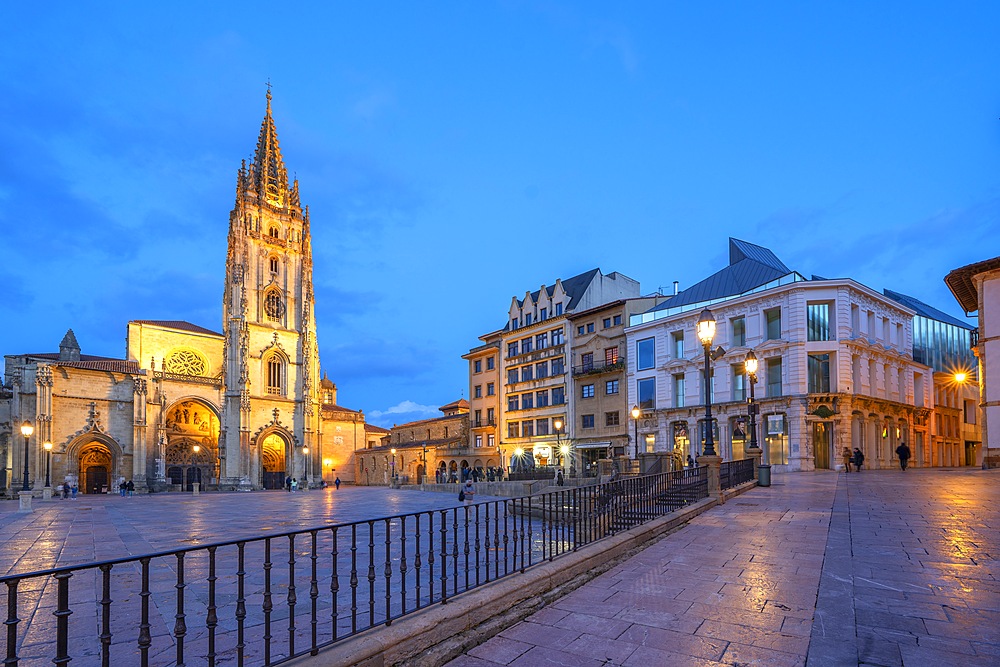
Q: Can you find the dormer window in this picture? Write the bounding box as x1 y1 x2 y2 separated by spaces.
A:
555 303 563 316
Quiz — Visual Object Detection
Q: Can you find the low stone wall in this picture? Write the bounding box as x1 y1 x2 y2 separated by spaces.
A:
285 480 757 667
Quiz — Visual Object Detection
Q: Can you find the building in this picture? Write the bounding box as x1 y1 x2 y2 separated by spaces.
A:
946 255 1000 468
0 92 367 495
462 335 501 465
626 238 936 472
498 268 641 471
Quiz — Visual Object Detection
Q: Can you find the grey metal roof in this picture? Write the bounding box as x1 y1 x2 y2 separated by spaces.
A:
518 268 600 311
649 239 792 311
883 289 973 330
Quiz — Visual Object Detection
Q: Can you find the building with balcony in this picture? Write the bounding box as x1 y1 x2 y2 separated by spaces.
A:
626 238 938 472
462 335 501 466
497 268 640 470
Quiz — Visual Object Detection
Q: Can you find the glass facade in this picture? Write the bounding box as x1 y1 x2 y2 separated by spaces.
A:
807 303 830 341
637 377 656 409
911 315 974 372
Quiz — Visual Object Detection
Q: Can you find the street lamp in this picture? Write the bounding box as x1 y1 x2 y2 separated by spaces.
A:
631 405 641 459
20 421 33 491
43 441 53 489
391 448 397 481
303 446 310 487
696 309 717 457
746 350 770 487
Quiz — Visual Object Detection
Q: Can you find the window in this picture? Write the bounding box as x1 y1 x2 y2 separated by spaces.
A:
555 303 563 315
605 347 619 365
522 393 534 409
638 378 656 410
732 365 746 402
508 342 518 357
536 390 549 407
867 310 876 337
474 385 482 399
487 357 495 371
765 308 781 340
525 313 533 325
521 365 534 381
475 435 483 448
265 355 284 394
581 352 594 371
808 354 830 393
582 414 595 429
536 361 549 378
269 257 279 274
264 290 284 322
582 384 595 398
507 369 519 384
767 357 783 397
552 328 564 345
637 338 655 370
268 226 280 238
508 422 519 438
474 409 482 425
508 395 519 411
731 317 746 347
521 338 533 354
522 421 534 437
613 315 622 326
487 407 495 424
551 357 565 375
540 307 547 321
587 323 595 333
474 360 482 373
487 434 495 448
577 326 585 336
606 380 619 395
672 331 684 359
536 419 549 436
851 305 860 337
511 318 519 330
673 374 685 408
536 332 548 349
487 383 495 396
606 411 620 427
603 318 612 328
552 386 565 404
807 303 830 341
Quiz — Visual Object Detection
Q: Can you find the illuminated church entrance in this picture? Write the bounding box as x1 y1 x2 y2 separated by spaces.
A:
163 399 220 490
261 434 287 489
79 443 113 494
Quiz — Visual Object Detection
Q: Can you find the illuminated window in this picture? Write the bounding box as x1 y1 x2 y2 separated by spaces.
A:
265 356 284 395
268 226 280 238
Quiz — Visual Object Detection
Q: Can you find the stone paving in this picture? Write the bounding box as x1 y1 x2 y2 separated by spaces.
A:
443 469 1000 667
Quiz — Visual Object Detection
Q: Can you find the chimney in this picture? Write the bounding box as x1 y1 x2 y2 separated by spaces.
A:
673 281 680 295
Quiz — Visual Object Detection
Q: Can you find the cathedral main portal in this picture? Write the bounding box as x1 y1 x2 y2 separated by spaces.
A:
261 434 287 489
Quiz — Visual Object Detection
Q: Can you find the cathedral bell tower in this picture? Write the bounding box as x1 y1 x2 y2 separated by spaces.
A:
220 90 321 489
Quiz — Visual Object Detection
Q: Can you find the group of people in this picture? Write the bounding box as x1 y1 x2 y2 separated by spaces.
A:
436 466 504 484
841 442 911 472
118 480 135 496
54 482 78 499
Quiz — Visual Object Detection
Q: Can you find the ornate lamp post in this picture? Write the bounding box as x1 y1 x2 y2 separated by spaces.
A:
20 421 33 492
696 309 717 456
303 446 310 489
746 349 771 486
553 418 564 471
631 405 641 459
43 441 53 490
390 448 397 482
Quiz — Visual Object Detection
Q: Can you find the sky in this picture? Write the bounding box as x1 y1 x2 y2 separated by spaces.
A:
1 2 997 428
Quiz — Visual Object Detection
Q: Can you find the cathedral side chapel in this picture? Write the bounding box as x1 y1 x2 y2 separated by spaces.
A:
0 93 364 494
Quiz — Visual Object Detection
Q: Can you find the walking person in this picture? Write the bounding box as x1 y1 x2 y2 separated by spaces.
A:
461 479 475 506
895 441 911 471
842 447 853 473
127 480 135 497
334 476 341 490
852 448 865 472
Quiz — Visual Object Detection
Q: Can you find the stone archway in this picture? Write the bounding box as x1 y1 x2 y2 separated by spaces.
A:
164 398 220 489
260 433 288 490
79 443 113 494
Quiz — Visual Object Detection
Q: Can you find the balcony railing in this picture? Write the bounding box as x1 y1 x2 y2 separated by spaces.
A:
571 359 625 377
0 470 707 667
472 419 496 428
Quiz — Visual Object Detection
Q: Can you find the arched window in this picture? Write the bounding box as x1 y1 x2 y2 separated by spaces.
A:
264 289 285 322
265 355 284 395
268 226 280 239
269 256 280 274
164 349 208 376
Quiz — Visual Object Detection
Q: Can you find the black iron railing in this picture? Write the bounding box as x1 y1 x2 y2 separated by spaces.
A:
1 470 707 667
720 458 756 490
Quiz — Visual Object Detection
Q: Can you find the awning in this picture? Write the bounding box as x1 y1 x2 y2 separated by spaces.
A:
575 441 612 450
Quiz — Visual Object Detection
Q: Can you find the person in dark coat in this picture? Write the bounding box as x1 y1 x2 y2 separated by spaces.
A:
895 442 911 471
852 448 865 472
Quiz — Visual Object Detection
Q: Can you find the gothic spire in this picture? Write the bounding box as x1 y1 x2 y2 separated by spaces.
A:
250 87 290 206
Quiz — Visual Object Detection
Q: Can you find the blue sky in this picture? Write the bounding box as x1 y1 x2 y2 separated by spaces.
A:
1 2 997 427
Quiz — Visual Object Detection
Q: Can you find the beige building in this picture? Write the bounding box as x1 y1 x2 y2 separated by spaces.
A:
463 335 501 465
0 93 367 495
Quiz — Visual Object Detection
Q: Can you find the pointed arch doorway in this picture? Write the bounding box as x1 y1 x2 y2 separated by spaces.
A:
261 433 287 490
80 443 113 494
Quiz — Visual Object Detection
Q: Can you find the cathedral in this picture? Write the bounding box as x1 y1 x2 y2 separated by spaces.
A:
0 92 366 495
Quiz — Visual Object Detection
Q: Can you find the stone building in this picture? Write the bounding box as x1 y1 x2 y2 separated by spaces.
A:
0 92 366 495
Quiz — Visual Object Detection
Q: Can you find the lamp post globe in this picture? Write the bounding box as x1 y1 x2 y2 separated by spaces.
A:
20 420 34 492
631 405 641 459
696 309 717 457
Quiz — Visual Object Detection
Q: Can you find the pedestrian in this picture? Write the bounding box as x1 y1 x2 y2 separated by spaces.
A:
556 470 564 486
842 447 853 473
895 441 911 471
285 476 292 492
852 448 865 472
119 480 127 497
71 484 78 499
687 455 695 468
461 479 475 506
62 483 69 499
334 476 341 490
127 480 135 496
56 483 64 498
291 478 298 492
